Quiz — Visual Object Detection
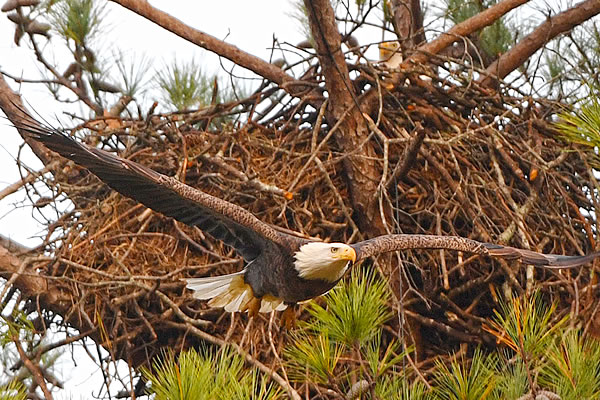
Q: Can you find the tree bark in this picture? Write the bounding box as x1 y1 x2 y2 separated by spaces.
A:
390 0 426 49
480 0 600 87
0 236 71 325
406 0 528 67
303 0 387 235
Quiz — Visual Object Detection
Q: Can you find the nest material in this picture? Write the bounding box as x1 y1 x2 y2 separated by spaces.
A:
31 62 599 368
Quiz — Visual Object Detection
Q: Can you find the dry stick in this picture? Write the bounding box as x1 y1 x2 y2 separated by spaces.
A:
198 154 291 198
28 37 100 114
310 99 329 153
362 114 389 188
267 312 291 390
287 103 354 192
489 146 535 292
435 204 450 290
422 146 524 293
480 0 600 87
314 157 360 239
109 0 303 93
13 337 54 400
70 204 144 251
386 125 426 190
404 310 478 343
404 0 529 67
0 161 59 201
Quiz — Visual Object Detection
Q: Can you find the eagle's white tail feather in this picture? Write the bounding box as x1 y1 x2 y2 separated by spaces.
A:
186 270 244 300
186 270 288 313
225 288 252 312
259 297 288 313
186 270 256 312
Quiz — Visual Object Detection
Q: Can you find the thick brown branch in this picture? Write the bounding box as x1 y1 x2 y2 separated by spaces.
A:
304 0 387 235
0 237 68 319
480 0 600 87
109 0 306 93
406 0 528 66
390 0 426 48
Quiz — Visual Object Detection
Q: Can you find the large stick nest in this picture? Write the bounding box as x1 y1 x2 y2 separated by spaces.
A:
27 60 600 368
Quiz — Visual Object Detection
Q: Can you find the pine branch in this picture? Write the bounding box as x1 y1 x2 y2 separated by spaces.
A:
480 0 600 87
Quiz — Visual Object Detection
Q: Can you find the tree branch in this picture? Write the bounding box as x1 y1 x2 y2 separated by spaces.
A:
304 0 387 235
108 0 308 94
0 237 70 322
0 75 53 164
405 0 528 66
479 0 600 87
389 0 426 49
13 337 54 400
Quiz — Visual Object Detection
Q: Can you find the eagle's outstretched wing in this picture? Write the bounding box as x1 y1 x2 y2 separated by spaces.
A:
18 120 301 261
351 234 599 268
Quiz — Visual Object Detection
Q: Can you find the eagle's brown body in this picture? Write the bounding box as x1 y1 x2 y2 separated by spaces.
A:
15 118 600 317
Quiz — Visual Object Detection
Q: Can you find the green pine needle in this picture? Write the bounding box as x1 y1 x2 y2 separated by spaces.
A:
0 381 26 400
285 330 343 384
142 347 280 400
306 268 392 348
555 97 600 150
485 293 567 363
490 351 529 400
155 59 210 111
49 0 105 45
375 376 431 400
433 349 498 400
541 330 600 400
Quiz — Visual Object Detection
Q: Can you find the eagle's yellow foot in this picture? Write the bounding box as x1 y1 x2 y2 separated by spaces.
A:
281 306 296 330
246 296 261 318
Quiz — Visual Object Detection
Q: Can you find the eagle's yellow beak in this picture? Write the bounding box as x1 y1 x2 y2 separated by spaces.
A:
335 247 357 264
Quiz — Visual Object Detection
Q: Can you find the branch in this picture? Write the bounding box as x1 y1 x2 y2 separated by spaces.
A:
0 237 70 319
389 0 426 48
479 0 600 87
0 162 59 202
405 0 528 66
304 0 387 235
0 74 53 164
13 337 54 400
108 0 307 94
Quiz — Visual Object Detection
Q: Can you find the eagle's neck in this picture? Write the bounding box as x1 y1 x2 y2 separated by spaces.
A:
293 242 350 282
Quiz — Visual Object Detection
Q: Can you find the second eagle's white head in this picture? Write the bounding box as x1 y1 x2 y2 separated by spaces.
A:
294 242 357 282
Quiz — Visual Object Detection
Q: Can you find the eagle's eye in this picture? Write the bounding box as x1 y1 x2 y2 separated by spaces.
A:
330 247 339 253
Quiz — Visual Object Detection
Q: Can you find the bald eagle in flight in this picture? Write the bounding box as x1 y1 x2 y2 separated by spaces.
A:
19 121 600 321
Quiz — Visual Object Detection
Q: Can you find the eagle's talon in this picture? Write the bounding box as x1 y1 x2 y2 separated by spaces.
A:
246 297 261 318
281 306 296 330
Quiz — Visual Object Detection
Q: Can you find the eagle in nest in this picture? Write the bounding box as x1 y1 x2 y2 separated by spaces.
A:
19 120 600 325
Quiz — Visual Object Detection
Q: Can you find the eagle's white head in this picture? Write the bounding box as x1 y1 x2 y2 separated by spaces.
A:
294 242 357 282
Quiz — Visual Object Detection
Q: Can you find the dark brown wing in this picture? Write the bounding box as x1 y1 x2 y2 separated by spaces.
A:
20 121 302 261
351 234 599 268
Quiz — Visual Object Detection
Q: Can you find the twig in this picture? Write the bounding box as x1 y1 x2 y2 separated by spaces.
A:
13 336 54 400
